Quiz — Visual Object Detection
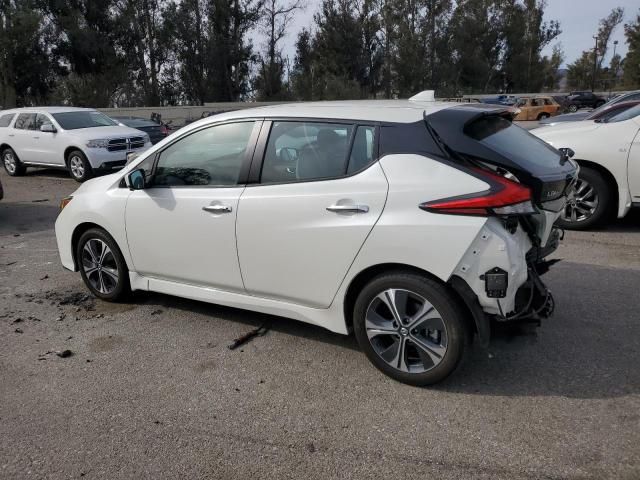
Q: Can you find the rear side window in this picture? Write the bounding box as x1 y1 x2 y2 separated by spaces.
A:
347 126 376 174
14 113 36 130
261 121 354 183
0 113 15 127
465 116 561 169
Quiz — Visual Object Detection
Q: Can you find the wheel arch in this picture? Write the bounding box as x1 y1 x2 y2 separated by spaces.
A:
64 146 87 166
0 143 14 153
71 222 129 271
342 263 478 339
574 159 620 216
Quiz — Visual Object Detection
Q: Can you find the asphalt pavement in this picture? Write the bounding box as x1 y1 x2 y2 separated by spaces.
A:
1 168 639 480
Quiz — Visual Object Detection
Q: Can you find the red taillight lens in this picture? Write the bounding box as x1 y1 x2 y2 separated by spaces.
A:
160 125 168 135
420 169 534 216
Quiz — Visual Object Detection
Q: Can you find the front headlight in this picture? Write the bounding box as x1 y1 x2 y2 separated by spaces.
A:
86 138 109 148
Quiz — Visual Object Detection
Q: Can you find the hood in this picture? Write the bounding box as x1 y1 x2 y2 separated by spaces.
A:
71 172 121 196
532 120 600 140
540 111 591 124
65 125 147 139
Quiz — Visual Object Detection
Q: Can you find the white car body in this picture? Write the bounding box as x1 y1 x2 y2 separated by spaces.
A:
533 115 640 219
0 107 152 174
54 98 576 384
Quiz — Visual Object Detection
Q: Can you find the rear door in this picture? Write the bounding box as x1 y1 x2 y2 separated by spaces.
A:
10 113 37 161
236 121 388 308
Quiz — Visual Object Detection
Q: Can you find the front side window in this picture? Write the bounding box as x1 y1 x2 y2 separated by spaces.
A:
607 104 640 123
0 113 15 127
153 121 255 187
261 121 354 183
34 114 50 131
52 111 118 130
14 113 36 130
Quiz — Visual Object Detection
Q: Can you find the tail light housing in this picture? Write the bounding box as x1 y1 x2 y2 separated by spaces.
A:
160 125 169 135
420 168 535 217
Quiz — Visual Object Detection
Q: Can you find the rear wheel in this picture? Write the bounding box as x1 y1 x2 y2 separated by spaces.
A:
2 147 26 176
568 104 578 113
67 149 94 182
77 228 130 301
537 112 550 120
353 272 468 386
556 166 611 230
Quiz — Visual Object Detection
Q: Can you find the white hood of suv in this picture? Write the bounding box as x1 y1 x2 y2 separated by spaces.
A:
65 125 145 140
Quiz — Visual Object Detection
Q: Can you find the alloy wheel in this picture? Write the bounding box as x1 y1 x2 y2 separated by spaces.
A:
562 178 599 224
69 155 85 179
365 288 448 373
81 239 119 294
3 151 16 174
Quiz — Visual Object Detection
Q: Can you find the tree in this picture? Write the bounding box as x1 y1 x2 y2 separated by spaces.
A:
623 9 640 88
290 28 314 100
540 44 564 91
254 0 303 100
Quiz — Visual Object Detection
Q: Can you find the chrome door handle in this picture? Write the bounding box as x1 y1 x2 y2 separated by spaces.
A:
8 134 14 137
202 205 232 214
326 204 369 213
33 136 40 139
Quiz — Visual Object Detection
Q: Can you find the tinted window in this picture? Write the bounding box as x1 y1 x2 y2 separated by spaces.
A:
154 122 255 187
52 111 118 130
0 113 15 127
14 113 36 130
347 126 376 173
261 121 354 183
608 104 640 123
34 114 50 130
465 116 562 169
544 98 553 106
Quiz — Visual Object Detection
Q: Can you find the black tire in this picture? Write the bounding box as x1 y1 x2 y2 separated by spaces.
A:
353 271 468 386
77 228 130 301
556 166 612 230
568 104 578 113
2 147 27 176
537 112 550 120
67 149 94 182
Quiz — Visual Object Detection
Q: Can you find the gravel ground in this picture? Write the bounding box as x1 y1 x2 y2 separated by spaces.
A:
1 168 639 480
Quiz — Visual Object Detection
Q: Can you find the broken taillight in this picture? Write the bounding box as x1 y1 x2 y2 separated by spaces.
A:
419 168 535 216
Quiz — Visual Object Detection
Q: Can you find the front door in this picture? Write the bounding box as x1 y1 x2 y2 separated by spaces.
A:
125 120 260 291
626 117 640 202
236 121 388 308
30 113 64 165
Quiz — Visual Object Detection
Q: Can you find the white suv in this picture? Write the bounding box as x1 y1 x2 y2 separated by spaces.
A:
0 107 152 182
54 97 577 385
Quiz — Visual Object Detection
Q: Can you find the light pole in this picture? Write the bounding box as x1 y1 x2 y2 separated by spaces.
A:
591 35 598 92
611 40 619 96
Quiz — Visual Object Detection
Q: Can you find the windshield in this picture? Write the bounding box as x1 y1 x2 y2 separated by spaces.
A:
607 104 640 123
52 111 118 130
465 116 562 169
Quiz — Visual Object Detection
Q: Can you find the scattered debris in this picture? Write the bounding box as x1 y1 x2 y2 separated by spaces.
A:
67 336 73 340
228 323 271 350
40 274 49 280
234 388 240 392
259 379 265 384
56 349 73 358
488 352 495 359
12 318 23 324
153 420 162 425
150 309 163 315
3 261 16 266
32 199 49 203
13 234 20 237
56 314 66 321
14 328 23 334
86 359 92 363
28 315 40 322
306 442 316 453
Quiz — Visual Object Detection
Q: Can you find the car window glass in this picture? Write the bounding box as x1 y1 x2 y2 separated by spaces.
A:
153 121 255 187
608 104 640 123
52 111 118 130
14 113 35 130
347 126 376 174
261 121 354 183
544 99 553 106
0 113 15 127
34 114 49 130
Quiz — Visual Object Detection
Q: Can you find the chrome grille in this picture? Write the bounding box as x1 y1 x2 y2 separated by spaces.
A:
107 136 146 152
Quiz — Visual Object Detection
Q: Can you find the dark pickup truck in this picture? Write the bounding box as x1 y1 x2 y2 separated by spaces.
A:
563 91 606 112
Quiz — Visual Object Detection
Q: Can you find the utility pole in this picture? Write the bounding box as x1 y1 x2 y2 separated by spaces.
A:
591 35 598 92
610 40 619 98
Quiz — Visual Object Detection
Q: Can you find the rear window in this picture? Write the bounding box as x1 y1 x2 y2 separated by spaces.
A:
0 113 15 127
465 116 562 169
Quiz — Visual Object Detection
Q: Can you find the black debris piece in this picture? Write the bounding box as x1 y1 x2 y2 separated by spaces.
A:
14 328 23 334
228 323 271 350
56 349 73 358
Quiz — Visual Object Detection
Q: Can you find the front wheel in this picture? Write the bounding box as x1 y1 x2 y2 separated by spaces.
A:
353 272 468 386
67 149 94 182
568 104 578 113
556 166 611 230
77 228 130 301
537 112 550 120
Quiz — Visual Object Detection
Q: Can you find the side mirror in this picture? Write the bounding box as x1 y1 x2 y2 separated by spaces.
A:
127 169 146 190
40 123 56 133
559 147 575 159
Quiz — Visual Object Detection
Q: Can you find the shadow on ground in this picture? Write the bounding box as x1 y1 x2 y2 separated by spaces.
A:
0 201 59 235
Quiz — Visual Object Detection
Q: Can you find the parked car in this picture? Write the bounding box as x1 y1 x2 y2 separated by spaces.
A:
55 97 577 385
482 95 517 105
532 104 640 229
513 96 561 121
539 100 640 127
541 90 640 125
0 107 152 182
562 91 606 112
110 116 168 144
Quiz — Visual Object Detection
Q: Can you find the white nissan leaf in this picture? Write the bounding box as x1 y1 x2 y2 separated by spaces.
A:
54 95 578 385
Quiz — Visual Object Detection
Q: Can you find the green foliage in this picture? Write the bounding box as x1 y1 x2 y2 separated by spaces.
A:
623 10 640 89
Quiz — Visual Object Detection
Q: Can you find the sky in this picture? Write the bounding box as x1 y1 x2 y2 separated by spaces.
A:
268 0 639 69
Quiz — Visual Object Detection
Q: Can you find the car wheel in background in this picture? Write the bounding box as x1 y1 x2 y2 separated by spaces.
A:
67 149 94 182
353 272 468 386
77 228 130 301
537 113 550 120
568 104 578 113
2 147 27 176
556 166 611 230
